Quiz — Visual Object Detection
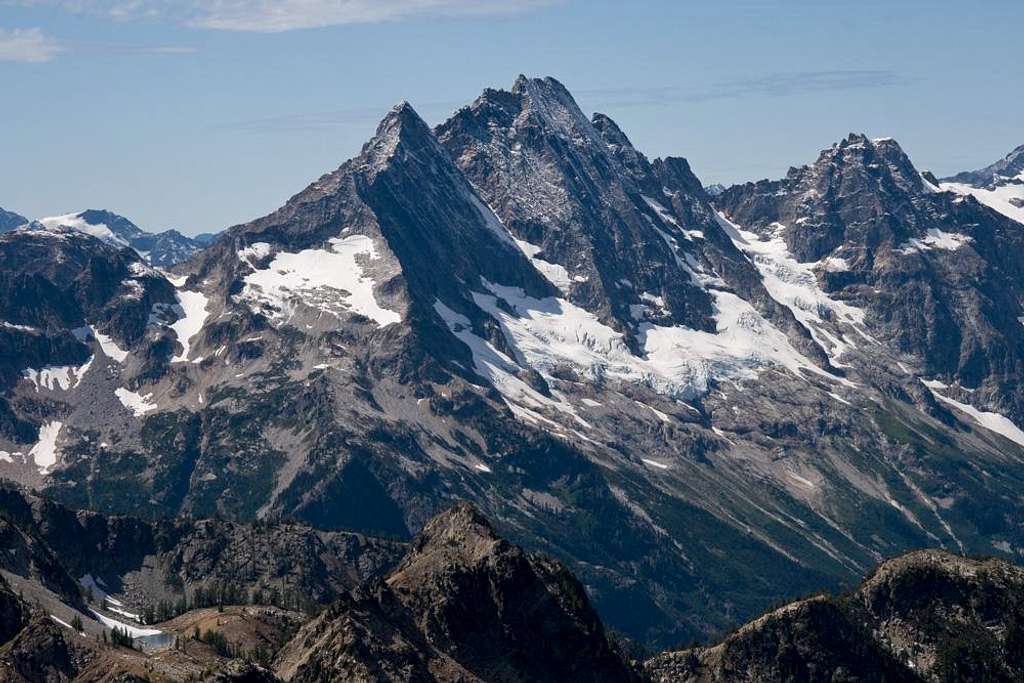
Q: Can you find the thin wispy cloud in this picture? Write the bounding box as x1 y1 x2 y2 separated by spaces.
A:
16 0 557 32
74 42 198 55
0 26 63 62
217 71 914 135
577 70 914 109
217 99 467 133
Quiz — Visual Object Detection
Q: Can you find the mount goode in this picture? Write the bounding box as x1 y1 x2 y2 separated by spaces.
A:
2 76 1024 648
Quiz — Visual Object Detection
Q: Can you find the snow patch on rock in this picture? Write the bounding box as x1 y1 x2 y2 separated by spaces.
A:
716 212 873 362
29 421 62 475
169 289 211 362
37 212 127 247
90 328 129 363
437 273 846 410
23 357 93 392
114 387 157 416
241 234 401 327
514 237 573 291
941 174 1024 225
926 386 1024 448
897 228 973 254
238 242 272 264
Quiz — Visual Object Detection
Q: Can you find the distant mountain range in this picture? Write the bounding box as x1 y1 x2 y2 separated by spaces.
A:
940 143 1024 224
0 208 215 267
1 75 1023 662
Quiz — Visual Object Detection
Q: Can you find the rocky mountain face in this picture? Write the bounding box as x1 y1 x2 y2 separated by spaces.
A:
0 485 405 682
3 76 1024 650
0 485 404 619
0 208 26 232
717 134 1024 426
13 210 209 267
646 550 1024 682
940 143 1024 225
274 503 637 682
434 76 825 368
0 225 178 454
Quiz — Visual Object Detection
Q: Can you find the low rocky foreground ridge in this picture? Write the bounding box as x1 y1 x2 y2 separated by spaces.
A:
2 496 1023 681
647 550 1024 682
0 496 636 682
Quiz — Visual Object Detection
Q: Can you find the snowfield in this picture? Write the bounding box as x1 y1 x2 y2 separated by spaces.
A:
715 212 874 364
114 387 158 416
28 421 62 475
436 269 845 421
941 174 1024 225
22 356 93 392
92 328 129 362
170 288 211 362
37 212 128 247
897 228 973 254
241 233 401 327
926 386 1024 448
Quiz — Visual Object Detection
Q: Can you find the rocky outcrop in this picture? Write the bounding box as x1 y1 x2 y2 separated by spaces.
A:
197 662 281 683
0 613 91 683
274 503 638 682
646 550 1024 682
0 575 29 647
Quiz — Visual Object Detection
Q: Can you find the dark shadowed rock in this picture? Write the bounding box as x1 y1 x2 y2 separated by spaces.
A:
274 502 638 683
647 550 1024 682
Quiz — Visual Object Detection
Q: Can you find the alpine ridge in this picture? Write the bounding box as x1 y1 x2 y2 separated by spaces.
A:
2 76 1024 651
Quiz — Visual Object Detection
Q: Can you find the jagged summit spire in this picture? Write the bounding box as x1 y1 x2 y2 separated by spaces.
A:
359 99 438 173
373 100 430 140
808 132 924 195
511 74 572 97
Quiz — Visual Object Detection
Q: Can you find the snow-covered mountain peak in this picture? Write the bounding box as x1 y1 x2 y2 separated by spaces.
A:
28 209 208 267
940 143 1024 224
36 210 139 248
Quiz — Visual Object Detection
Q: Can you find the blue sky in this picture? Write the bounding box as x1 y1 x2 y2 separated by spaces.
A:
2 0 1022 236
